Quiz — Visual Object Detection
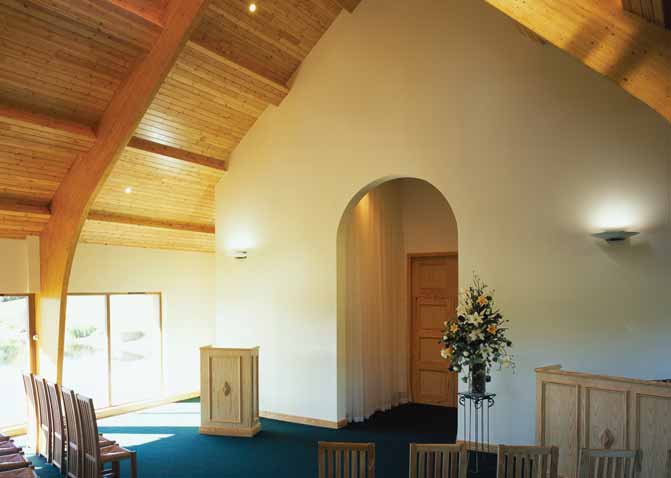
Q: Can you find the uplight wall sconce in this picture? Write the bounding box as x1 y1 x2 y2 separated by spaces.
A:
592 230 640 243
231 250 248 259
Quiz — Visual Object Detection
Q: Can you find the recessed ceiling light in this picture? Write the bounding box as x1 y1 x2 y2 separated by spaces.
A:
248 3 257 13
124 186 133 194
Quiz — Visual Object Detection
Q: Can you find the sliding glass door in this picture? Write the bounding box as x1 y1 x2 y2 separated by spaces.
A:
63 295 110 406
64 293 162 408
0 296 32 429
110 294 162 404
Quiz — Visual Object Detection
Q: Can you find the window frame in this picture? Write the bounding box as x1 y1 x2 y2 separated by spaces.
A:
65 292 164 408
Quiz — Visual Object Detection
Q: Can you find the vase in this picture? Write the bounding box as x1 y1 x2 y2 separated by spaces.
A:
469 362 487 395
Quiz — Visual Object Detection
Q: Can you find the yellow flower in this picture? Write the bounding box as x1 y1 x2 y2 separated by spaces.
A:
440 347 453 359
449 322 459 333
487 324 497 334
477 295 488 306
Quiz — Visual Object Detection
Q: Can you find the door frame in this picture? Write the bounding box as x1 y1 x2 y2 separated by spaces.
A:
406 252 458 403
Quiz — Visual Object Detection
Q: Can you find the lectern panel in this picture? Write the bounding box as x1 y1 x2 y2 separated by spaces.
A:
209 356 241 423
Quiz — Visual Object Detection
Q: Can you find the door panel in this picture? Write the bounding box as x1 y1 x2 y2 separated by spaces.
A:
410 255 458 407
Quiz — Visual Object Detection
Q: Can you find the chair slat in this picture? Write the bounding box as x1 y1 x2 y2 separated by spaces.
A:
318 442 374 478
498 445 559 478
410 444 467 478
578 449 640 478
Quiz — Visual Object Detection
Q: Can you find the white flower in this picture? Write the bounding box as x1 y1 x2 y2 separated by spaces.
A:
440 348 451 359
456 304 469 317
467 313 483 326
468 329 484 342
501 354 513 368
463 351 470 357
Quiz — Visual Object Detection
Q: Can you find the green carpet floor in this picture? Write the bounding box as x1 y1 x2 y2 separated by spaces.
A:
29 399 495 477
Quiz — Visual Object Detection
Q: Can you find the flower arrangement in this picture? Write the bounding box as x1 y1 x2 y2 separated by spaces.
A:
440 274 514 393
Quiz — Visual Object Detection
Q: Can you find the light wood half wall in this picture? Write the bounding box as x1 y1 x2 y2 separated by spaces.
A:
484 0 671 123
37 0 211 383
536 365 671 478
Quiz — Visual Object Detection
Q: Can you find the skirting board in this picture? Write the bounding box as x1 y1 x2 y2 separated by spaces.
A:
260 411 348 430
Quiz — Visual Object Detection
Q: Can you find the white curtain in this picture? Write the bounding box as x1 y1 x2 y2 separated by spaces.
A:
342 181 408 422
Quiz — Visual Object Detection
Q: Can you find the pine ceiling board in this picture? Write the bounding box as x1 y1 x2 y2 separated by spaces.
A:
0 0 143 125
81 220 215 253
91 149 223 224
28 0 161 50
177 43 283 108
191 15 300 85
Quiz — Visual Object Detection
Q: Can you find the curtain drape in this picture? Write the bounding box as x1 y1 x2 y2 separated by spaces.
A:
343 181 408 422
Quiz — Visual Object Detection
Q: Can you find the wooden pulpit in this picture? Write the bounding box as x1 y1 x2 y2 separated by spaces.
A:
200 346 260 437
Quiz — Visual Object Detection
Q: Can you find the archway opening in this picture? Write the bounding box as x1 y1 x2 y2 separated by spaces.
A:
337 177 459 425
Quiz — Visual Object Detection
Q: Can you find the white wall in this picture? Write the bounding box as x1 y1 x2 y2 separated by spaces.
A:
0 239 29 292
400 178 458 254
70 243 216 396
215 0 671 443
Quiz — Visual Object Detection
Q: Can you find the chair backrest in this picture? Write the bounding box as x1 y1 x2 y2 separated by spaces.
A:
21 374 39 452
46 381 65 471
34 377 52 462
75 394 101 478
497 445 559 478
409 443 468 478
578 449 639 478
318 442 375 478
61 387 82 478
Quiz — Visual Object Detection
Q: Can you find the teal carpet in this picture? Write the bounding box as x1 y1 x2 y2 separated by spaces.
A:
28 399 495 477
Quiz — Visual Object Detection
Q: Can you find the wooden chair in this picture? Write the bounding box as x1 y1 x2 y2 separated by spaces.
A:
21 375 38 452
76 394 136 478
0 467 38 478
409 443 468 478
46 381 66 473
34 377 52 462
578 449 639 478
318 442 375 478
497 445 559 478
0 453 31 473
0 442 21 457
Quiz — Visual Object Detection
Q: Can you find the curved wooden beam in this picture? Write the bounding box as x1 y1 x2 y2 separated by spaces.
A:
485 0 671 123
37 0 210 383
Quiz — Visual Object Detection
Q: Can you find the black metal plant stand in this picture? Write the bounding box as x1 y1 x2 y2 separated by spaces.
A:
458 392 496 475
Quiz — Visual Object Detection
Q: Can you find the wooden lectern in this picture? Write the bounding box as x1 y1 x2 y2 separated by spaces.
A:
200 346 260 437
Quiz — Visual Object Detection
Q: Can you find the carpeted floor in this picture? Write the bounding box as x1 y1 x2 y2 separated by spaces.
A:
28 399 495 477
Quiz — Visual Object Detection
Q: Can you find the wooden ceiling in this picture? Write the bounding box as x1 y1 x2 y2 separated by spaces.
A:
0 0 359 252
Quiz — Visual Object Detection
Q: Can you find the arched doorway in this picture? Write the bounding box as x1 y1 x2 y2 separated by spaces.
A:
337 177 459 423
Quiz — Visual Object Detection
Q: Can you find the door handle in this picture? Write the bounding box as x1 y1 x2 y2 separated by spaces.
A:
223 382 231 397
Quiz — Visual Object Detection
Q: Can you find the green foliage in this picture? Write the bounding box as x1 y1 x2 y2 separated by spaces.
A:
64 343 96 359
0 342 20 365
69 326 97 339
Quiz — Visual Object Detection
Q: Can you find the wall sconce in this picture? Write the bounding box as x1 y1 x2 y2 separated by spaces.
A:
231 250 248 259
592 230 639 243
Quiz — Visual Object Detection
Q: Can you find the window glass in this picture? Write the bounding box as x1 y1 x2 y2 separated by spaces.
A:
110 295 162 405
0 296 30 428
63 295 109 407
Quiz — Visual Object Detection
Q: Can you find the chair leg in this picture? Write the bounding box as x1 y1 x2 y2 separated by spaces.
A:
112 461 120 477
130 452 137 478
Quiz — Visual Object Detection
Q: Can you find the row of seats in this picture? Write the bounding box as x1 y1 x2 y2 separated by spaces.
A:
318 442 643 478
22 374 137 478
0 432 35 477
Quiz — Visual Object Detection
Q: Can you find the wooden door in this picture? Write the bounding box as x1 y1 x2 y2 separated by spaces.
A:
410 254 458 407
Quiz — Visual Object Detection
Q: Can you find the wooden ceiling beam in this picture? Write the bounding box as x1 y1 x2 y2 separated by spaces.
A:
187 39 290 105
88 210 214 234
0 199 51 220
38 0 211 383
100 0 166 28
485 0 671 123
335 0 363 13
0 104 97 141
127 136 228 171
